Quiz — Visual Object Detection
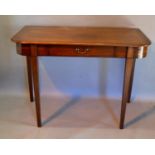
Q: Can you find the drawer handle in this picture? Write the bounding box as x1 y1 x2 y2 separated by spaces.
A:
75 48 90 54
75 48 81 53
85 48 90 52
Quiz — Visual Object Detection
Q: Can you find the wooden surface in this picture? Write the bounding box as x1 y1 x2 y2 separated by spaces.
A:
17 44 130 58
12 26 151 47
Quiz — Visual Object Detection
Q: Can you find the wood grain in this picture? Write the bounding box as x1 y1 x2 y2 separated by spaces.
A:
16 44 149 58
12 26 151 47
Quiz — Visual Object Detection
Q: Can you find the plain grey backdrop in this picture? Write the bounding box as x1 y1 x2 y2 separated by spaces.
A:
0 15 155 101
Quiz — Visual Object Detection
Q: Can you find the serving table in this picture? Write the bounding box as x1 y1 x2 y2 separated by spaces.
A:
11 26 151 129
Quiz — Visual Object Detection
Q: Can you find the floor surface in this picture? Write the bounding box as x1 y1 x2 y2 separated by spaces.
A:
0 95 155 138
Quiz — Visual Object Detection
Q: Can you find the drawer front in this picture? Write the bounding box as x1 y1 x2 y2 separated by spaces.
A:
17 44 128 58
48 46 114 57
38 45 127 57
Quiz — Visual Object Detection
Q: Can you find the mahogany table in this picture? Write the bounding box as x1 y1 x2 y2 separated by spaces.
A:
11 26 151 129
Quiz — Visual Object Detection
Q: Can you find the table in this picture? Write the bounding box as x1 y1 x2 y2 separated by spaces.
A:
11 26 151 129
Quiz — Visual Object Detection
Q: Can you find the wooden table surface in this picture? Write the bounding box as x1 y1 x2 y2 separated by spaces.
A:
12 26 151 47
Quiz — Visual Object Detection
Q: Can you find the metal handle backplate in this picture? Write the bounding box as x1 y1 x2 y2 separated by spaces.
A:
75 47 90 54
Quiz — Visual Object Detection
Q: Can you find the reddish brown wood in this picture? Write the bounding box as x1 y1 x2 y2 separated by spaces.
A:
26 56 34 102
16 44 149 59
120 48 136 129
17 44 128 57
31 45 41 127
11 26 151 47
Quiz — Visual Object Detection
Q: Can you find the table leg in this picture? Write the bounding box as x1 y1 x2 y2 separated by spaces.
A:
127 59 136 103
31 56 42 127
26 56 34 102
120 58 135 129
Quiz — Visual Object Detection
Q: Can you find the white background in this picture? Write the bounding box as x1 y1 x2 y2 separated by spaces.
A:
0 0 155 154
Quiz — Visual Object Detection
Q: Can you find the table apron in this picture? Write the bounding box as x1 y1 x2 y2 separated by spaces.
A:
16 44 148 58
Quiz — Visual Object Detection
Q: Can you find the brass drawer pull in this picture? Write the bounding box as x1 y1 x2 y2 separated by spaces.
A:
75 47 90 54
75 48 81 53
85 48 90 52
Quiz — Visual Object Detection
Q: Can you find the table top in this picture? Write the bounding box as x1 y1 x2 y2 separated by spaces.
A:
11 26 151 47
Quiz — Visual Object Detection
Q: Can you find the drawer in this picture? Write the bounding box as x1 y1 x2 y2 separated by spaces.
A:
48 45 115 57
37 45 127 57
18 44 127 58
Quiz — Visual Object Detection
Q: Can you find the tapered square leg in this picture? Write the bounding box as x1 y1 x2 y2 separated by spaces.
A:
120 58 135 129
26 56 34 102
31 56 42 127
127 59 136 103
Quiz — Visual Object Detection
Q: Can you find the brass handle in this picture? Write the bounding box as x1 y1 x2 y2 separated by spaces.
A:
75 47 90 54
85 48 90 52
75 48 81 53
